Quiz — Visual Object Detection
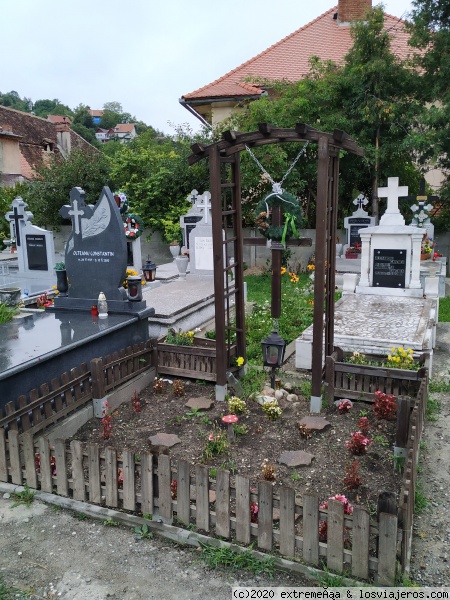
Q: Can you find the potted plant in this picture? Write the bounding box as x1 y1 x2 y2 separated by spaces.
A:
420 235 434 260
54 262 68 296
345 243 361 259
162 221 183 259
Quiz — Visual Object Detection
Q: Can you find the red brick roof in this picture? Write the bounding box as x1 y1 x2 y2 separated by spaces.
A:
89 110 104 117
182 6 411 101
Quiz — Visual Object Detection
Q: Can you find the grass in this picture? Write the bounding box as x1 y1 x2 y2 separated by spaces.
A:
198 542 276 577
429 378 450 392
438 296 450 322
244 272 314 364
11 484 35 508
239 367 266 400
414 480 429 513
0 575 29 599
425 395 441 421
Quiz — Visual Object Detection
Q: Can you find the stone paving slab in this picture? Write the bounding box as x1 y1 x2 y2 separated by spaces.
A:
185 397 214 410
149 433 181 449
279 450 315 467
298 416 331 431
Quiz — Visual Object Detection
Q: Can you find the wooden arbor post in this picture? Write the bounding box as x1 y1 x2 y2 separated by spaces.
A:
188 125 363 404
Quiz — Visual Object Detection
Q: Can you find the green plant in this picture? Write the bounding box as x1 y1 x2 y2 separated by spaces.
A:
185 407 205 421
220 459 236 475
438 296 450 322
346 350 369 365
290 471 303 481
0 575 29 599
415 480 429 513
165 328 194 346
394 454 406 472
233 423 249 437
0 303 19 325
74 512 88 521
429 378 450 392
425 396 441 421
373 434 389 447
240 367 266 400
358 409 369 417
205 329 216 340
202 427 229 461
134 523 152 540
315 566 348 587
103 517 120 527
209 467 217 478
261 399 282 420
53 261 65 270
198 542 276 577
201 415 212 425
298 379 312 398
11 484 35 508
383 346 418 370
227 396 246 414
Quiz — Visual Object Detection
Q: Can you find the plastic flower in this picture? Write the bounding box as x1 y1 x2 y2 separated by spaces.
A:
236 356 245 367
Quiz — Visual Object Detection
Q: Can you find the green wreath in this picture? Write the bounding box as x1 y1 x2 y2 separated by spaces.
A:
123 213 144 239
254 191 303 243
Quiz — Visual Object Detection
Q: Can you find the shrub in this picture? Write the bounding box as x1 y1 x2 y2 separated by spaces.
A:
202 428 229 461
357 416 370 435
173 379 185 397
343 460 362 490
373 391 397 420
261 399 282 420
227 396 246 414
153 377 166 394
261 459 276 480
337 399 352 414
165 328 194 346
346 431 372 455
319 494 354 541
346 351 368 365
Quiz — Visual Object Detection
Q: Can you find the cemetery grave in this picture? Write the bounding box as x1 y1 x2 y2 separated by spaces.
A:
66 375 401 516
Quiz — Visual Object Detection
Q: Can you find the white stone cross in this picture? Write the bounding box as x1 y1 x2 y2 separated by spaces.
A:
5 197 33 247
196 191 212 224
378 177 408 226
68 199 85 234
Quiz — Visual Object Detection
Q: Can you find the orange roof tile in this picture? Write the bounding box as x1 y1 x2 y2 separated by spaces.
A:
113 123 135 133
47 114 72 124
182 7 411 101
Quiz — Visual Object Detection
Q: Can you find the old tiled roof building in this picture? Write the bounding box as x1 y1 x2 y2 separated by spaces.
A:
180 0 411 126
0 106 94 187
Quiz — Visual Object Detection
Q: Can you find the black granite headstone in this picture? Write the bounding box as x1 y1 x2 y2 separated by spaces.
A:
372 249 406 288
60 186 128 302
183 215 202 249
348 217 372 247
26 234 48 270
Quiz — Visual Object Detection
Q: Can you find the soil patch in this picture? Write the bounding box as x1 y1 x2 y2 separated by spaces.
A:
67 377 399 510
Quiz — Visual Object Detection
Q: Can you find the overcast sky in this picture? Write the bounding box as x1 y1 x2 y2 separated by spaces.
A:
2 0 413 135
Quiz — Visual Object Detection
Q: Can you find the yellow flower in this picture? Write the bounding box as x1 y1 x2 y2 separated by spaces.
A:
236 356 245 367
307 264 315 271
391 347 396 352
281 267 287 275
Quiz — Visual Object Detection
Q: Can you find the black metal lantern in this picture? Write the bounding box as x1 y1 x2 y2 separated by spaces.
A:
142 260 157 282
261 329 286 388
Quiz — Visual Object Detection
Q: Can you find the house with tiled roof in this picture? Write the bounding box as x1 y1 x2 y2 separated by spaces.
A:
0 105 95 186
89 109 104 125
180 0 412 126
110 123 137 143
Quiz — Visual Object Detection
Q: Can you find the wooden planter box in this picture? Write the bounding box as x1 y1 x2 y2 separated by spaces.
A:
157 337 236 382
325 350 427 403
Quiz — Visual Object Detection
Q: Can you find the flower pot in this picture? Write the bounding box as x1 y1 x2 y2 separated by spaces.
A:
169 244 180 259
55 269 69 296
420 253 431 261
345 253 359 259
175 255 189 280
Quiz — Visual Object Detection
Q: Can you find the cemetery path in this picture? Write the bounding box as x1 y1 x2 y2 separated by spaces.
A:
408 322 450 586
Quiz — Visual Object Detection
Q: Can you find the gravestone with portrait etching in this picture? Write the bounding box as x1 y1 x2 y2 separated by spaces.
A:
52 186 149 313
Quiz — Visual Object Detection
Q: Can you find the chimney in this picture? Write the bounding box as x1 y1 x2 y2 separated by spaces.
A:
337 0 372 24
55 120 71 157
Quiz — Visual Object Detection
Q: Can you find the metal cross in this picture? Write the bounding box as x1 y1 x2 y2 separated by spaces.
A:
407 177 439 211
189 189 199 203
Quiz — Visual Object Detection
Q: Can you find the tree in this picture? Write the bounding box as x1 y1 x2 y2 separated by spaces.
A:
224 7 424 225
73 104 95 129
33 99 73 119
408 0 450 230
23 148 111 228
0 90 32 112
108 126 210 242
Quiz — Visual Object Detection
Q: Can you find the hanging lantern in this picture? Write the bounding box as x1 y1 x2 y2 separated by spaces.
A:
261 329 286 368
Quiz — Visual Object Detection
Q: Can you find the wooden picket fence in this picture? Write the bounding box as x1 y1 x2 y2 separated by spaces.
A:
0 340 155 438
398 373 428 573
325 350 427 403
0 433 398 585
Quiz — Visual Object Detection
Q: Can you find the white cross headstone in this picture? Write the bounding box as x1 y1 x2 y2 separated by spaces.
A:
378 177 408 226
5 197 33 247
195 191 212 224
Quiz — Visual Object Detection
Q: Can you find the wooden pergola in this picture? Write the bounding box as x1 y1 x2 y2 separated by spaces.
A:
188 124 364 408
